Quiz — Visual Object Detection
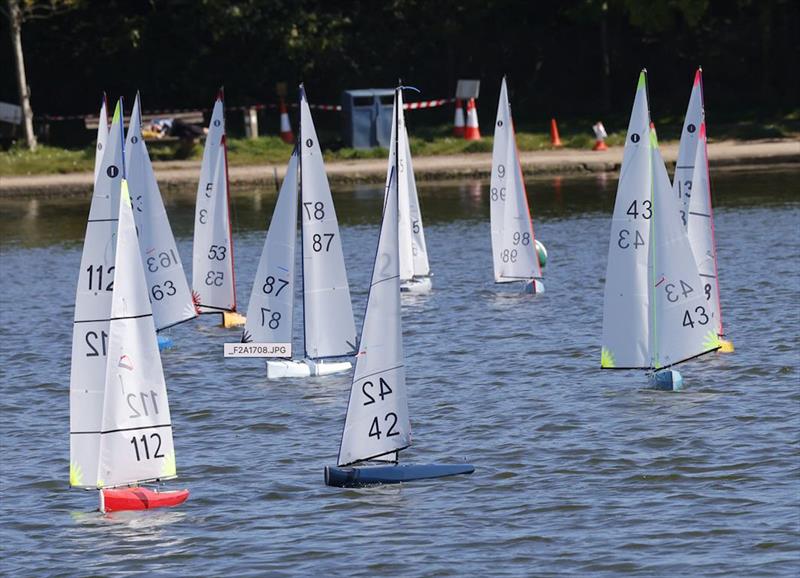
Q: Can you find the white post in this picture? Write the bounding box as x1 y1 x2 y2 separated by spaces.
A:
244 106 259 139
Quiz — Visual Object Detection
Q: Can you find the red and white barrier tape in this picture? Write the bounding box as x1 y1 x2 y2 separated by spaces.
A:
40 96 459 122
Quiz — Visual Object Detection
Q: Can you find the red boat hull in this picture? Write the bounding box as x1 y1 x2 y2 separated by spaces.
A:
100 487 189 513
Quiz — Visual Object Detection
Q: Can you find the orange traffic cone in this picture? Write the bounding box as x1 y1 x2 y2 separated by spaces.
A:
550 118 563 147
464 98 481 140
592 121 608 151
453 98 465 137
279 98 293 144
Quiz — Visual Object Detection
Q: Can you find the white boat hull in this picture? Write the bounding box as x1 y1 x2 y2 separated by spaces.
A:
266 358 352 379
522 279 545 294
400 276 432 294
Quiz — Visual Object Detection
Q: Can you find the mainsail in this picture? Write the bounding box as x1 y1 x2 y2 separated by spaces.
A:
601 72 653 369
126 93 196 331
69 99 125 489
338 101 411 465
490 78 541 283
242 151 299 346
672 68 704 221
387 90 431 281
687 123 724 337
299 87 356 359
192 94 237 313
97 181 177 488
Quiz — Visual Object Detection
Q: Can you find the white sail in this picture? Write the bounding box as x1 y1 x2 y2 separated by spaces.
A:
389 93 415 282
601 72 652 369
499 123 541 281
403 133 431 277
489 79 511 281
650 130 720 367
396 94 431 278
69 100 125 489
192 96 236 312
687 123 724 337
97 181 177 488
338 145 411 467
491 78 540 282
299 88 357 359
93 96 108 185
126 93 196 330
672 69 704 222
243 151 299 345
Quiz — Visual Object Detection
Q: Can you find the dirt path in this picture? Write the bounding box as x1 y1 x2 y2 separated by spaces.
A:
1 139 797 197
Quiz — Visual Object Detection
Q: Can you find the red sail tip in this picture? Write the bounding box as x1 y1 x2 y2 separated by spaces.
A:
694 69 702 86
699 122 706 139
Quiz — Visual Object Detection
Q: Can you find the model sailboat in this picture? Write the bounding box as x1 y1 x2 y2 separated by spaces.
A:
490 77 546 293
600 70 721 390
325 86 474 488
192 90 245 328
70 100 188 512
126 93 197 349
673 68 733 352
241 86 357 378
386 88 432 293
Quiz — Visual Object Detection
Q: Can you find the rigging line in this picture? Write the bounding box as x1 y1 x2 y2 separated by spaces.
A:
339 444 411 468
354 364 405 382
71 423 172 435
74 313 152 324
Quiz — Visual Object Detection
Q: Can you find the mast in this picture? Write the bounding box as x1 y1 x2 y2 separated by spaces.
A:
336 83 411 467
298 84 307 359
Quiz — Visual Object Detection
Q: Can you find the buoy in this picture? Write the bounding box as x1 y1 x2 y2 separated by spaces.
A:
279 98 294 144
222 311 246 328
452 98 465 137
649 369 683 391
550 118 563 147
464 98 481 140
719 338 734 353
535 239 548 268
592 121 608 151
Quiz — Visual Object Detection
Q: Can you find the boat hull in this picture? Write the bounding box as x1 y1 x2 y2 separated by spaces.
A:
157 335 174 350
324 463 475 488
400 276 432 294
222 311 246 328
648 369 683 391
266 358 352 379
522 279 545 294
100 487 189 513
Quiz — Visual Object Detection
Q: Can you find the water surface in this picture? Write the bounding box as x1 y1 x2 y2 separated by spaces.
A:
1 169 798 576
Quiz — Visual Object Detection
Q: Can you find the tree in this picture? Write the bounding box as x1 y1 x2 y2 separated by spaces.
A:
2 0 77 150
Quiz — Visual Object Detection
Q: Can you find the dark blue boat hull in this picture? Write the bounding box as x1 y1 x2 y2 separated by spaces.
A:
324 463 475 488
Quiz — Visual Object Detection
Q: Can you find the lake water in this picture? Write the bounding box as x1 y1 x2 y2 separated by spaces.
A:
1 169 798 576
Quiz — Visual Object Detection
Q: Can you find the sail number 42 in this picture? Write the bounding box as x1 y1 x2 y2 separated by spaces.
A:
362 377 400 440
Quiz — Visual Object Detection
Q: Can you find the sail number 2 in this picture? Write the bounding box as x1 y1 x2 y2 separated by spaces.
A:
362 377 400 440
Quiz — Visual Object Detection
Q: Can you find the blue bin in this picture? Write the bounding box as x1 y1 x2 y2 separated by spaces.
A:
341 89 395 149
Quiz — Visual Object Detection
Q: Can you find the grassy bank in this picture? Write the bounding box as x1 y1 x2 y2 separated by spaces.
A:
2 114 797 177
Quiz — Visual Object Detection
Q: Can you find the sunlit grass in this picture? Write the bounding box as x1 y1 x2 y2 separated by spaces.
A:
1 113 796 177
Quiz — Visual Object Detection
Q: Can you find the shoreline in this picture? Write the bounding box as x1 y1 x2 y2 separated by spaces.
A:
1 139 797 198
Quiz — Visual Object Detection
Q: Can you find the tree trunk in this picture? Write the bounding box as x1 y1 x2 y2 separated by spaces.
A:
8 0 37 150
